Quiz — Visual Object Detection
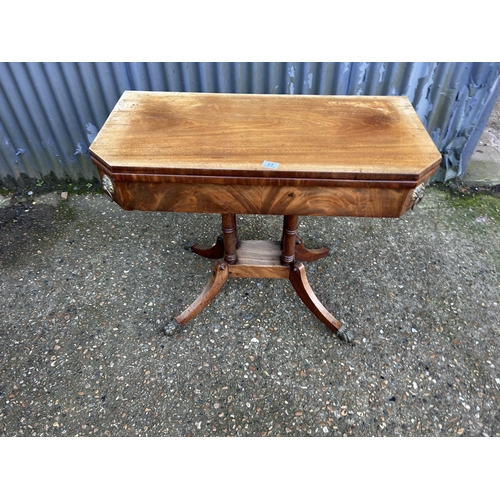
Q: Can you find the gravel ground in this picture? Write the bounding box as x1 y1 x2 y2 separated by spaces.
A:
0 184 499 437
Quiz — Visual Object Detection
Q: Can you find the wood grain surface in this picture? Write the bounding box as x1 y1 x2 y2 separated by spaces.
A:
96 176 416 217
90 91 441 181
228 241 290 278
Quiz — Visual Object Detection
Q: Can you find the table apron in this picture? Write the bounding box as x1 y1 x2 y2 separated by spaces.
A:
107 178 416 217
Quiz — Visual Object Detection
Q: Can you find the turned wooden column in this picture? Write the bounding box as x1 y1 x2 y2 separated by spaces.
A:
222 213 238 264
281 215 299 264
232 214 239 248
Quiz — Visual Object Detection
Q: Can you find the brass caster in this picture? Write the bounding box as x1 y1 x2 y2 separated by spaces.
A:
336 324 354 343
163 318 181 336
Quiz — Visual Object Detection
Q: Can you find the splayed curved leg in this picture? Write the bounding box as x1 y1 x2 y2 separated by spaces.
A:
174 259 229 326
188 235 224 259
294 236 330 262
289 261 353 342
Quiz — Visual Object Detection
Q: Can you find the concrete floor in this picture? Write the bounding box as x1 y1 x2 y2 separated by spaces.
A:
1 184 499 438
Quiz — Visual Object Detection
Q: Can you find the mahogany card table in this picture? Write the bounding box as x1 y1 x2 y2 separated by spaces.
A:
89 91 441 341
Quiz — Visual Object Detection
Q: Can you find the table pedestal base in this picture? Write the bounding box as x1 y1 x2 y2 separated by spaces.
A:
166 214 353 342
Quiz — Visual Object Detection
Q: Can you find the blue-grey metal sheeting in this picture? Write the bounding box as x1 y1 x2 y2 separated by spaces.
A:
1 62 500 185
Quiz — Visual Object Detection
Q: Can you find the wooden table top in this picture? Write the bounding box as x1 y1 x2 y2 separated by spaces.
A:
89 91 441 182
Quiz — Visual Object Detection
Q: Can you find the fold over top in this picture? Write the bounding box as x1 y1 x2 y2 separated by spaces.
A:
89 91 442 182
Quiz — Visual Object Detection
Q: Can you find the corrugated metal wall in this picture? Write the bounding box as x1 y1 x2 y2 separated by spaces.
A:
1 62 500 186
